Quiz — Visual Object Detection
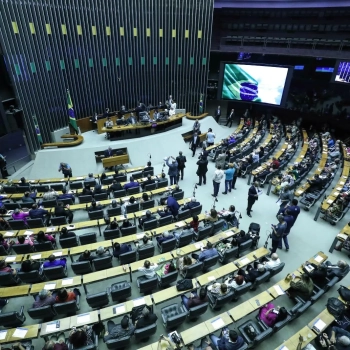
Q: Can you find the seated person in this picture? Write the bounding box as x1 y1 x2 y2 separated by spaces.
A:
307 174 323 192
109 180 122 193
36 230 55 245
78 250 95 263
207 282 229 296
156 231 173 245
181 287 208 310
325 260 349 280
209 329 244 350
82 186 93 196
141 174 155 190
231 230 250 247
143 161 154 175
205 208 218 223
138 210 156 229
176 255 197 274
33 289 56 308
21 191 36 203
0 259 17 275
105 219 119 231
302 261 328 287
121 196 137 215
55 287 80 303
88 200 103 212
54 201 74 224
157 206 173 218
0 233 9 251
43 333 68 350
220 205 240 228
238 263 266 283
193 242 218 262
224 275 246 289
174 223 194 240
329 326 350 349
93 184 107 196
140 192 149 203
135 306 158 329
190 214 200 232
58 188 75 203
69 326 94 348
260 253 282 270
137 260 158 285
122 218 132 228
287 273 314 300
159 185 181 205
84 173 96 185
60 226 76 239
29 203 50 225
12 208 29 224
94 246 111 259
123 176 139 190
113 242 133 258
43 255 67 268
258 303 288 327
182 197 200 210
17 234 34 246
43 187 58 200
103 314 135 342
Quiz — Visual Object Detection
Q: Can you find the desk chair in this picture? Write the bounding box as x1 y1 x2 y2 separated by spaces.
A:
8 219 27 230
173 191 184 200
138 245 155 260
208 290 235 310
195 225 213 241
79 195 93 204
184 302 208 321
115 175 127 183
50 184 64 191
34 241 55 252
143 219 158 231
144 169 154 177
158 237 177 253
43 265 68 280
107 206 122 217
51 216 67 226
59 198 74 206
258 312 292 333
212 219 225 235
323 276 339 292
12 243 34 254
70 182 83 190
127 186 140 195
84 180 96 188
157 179 168 188
103 228 120 240
141 199 155 209
92 255 112 271
102 177 114 186
158 215 173 227
59 236 78 248
202 255 219 272
119 250 137 265
132 172 143 180
138 276 158 294
176 231 194 248
26 218 45 229
113 189 126 198
94 193 108 201
267 262 285 281
88 209 104 220
190 204 202 217
125 202 139 213
42 199 58 208
111 281 131 302
0 306 26 327
237 239 253 258
289 300 312 320
0 245 8 256
71 261 93 275
218 246 238 264
161 303 187 329
181 261 203 279
27 305 56 321
79 232 97 245
3 186 18 194
68 331 98 350
250 270 271 291
134 323 157 341
121 225 136 236
4 202 20 210
53 299 80 316
144 183 157 192
105 336 131 349
238 319 273 348
86 291 109 309
177 209 191 221
232 282 252 301
158 270 178 288
17 185 30 193
0 272 19 286
18 270 45 284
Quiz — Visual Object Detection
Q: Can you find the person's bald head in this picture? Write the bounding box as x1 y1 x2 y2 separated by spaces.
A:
271 253 279 261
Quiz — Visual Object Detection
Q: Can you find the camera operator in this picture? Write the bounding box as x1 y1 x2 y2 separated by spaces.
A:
270 215 287 257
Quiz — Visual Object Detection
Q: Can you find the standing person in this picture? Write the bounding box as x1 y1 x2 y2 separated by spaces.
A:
278 210 294 251
270 215 287 256
58 162 72 178
212 165 224 197
176 151 187 181
0 154 9 179
225 109 234 127
196 155 208 186
206 128 216 147
277 186 293 216
193 119 201 134
222 163 235 194
231 162 239 190
166 156 178 185
247 181 259 217
215 106 221 123
287 199 301 224
190 132 200 157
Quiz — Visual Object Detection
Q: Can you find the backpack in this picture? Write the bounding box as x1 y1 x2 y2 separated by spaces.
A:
327 297 345 319
244 324 257 340
176 279 193 291
338 285 350 302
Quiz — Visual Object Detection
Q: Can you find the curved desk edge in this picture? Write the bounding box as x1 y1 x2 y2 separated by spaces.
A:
41 134 84 149
186 113 208 120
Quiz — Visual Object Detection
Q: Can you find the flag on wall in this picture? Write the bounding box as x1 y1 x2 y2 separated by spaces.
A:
199 93 203 114
33 115 43 144
67 89 78 133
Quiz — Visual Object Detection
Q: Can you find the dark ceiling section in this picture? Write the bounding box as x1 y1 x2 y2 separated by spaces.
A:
212 7 350 58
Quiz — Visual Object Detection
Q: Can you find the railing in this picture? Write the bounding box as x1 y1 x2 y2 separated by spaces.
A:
5 154 32 173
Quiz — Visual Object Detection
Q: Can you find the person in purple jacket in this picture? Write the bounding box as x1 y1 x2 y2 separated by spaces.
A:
209 329 245 350
123 177 139 190
12 209 30 224
257 303 288 327
43 254 67 268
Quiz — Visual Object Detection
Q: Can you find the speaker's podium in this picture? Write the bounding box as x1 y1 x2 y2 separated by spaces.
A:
102 154 129 168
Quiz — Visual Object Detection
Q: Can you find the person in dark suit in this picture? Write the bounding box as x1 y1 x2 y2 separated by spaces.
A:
247 182 259 217
215 106 221 123
176 151 187 181
143 161 154 175
225 109 234 127
141 175 155 190
196 155 208 185
190 132 200 157
182 197 200 210
239 263 266 283
104 147 114 158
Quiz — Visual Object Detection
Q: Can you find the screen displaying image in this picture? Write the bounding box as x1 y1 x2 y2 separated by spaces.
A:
221 63 289 105
334 61 350 83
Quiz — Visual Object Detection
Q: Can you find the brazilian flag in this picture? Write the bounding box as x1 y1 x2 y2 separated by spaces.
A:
67 89 78 133
33 115 43 144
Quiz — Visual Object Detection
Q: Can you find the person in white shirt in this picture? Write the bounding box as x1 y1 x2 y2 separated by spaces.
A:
137 260 158 286
105 117 114 127
224 275 246 289
212 165 224 197
206 128 216 146
43 187 58 200
261 253 282 270
170 100 177 110
169 107 175 116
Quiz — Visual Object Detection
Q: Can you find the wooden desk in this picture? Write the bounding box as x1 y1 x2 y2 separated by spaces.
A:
196 270 221 286
0 285 30 298
28 249 69 260
30 276 82 294
70 310 99 327
268 270 302 298
229 300 256 321
215 263 237 279
102 154 130 168
83 270 107 284
41 134 84 149
185 113 209 120
41 317 71 337
275 326 316 350
181 323 210 345
2 254 23 263
308 252 327 265
308 309 335 334
1 324 39 344
205 312 233 333
248 291 274 311
152 281 197 304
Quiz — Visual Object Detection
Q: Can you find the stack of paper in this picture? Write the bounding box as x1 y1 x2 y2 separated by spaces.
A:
304 265 315 273
46 323 57 332
314 255 323 263
313 319 326 332
211 317 225 329
274 285 285 295
31 254 42 260
114 304 126 314
77 313 90 324
62 278 74 286
240 257 250 265
44 283 56 290
133 297 145 307
12 328 28 338
5 256 16 262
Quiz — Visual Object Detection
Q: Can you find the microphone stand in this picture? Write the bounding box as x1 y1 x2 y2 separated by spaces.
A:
212 196 218 209
192 184 198 197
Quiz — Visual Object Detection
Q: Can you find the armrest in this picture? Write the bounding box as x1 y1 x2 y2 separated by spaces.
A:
19 305 24 316
94 333 99 347
76 295 80 308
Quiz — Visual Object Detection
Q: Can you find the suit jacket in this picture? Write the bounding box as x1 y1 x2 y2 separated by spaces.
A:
196 159 208 175
191 135 200 148
176 155 187 170
104 149 113 158
248 186 258 200
227 111 234 120
215 109 221 117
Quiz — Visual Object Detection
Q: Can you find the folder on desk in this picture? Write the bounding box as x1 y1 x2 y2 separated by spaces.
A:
313 318 326 333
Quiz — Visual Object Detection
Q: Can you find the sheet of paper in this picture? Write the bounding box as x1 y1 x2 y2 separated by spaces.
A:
5 256 16 262
46 227 56 232
207 276 216 281
297 190 303 194
60 179 65 182
24 230 33 236
304 265 314 273
77 313 91 324
175 221 186 228
123 197 130 201
76 177 84 180
313 319 326 332
195 242 203 249
280 346 289 350
67 225 75 230
53 251 62 257
44 283 56 290
211 317 225 329
338 233 348 240
12 328 28 338
300 155 304 158
62 278 74 286
31 254 42 260
340 181 345 185
133 297 145 307
314 255 323 263
274 285 285 295
225 231 233 236
120 216 126 221
30 180 35 183
276 199 282 206
114 304 126 314
46 323 57 332
337 187 342 191
142 212 146 216
4 231 14 237
240 257 250 265
0 330 7 340
333 192 339 196
327 199 333 204
257 190 263 196
136 233 144 239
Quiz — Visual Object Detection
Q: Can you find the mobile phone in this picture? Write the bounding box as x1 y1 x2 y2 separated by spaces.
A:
56 321 60 328
255 299 260 306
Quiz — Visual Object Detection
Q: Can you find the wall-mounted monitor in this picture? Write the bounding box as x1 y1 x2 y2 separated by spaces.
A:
332 61 350 84
218 63 293 106
315 67 334 73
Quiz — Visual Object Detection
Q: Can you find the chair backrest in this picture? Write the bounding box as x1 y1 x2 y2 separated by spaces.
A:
18 270 45 284
139 276 158 294
196 225 213 241
163 305 187 329
71 261 93 275
9 220 27 230
134 323 157 341
144 169 154 177
177 209 191 221
0 310 25 327
88 210 104 220
273 314 291 332
310 289 325 304
212 219 226 235
59 236 78 248
173 191 184 200
159 237 177 253
323 276 339 292
50 184 64 192
86 291 110 309
43 265 67 280
219 246 238 264
144 183 157 191
92 256 112 271
79 232 97 245
253 328 273 347
4 202 20 210
34 241 54 252
202 255 219 272
141 199 155 209
51 216 68 226
157 179 168 188
125 202 139 213
190 204 202 217
60 198 73 206
26 218 45 229
211 291 235 309
94 193 108 201
233 282 252 299
119 250 137 265
115 175 127 183
28 305 56 320
121 226 137 236
42 199 58 208
79 195 93 204
0 272 19 286
107 207 121 217
237 239 253 257
182 261 203 279
70 182 83 190
3 186 18 194
188 302 208 320
12 244 34 254
251 270 271 290
127 187 140 195
113 189 126 198
133 172 143 180
84 180 96 188
104 229 120 240
269 262 285 278
110 281 132 302
158 215 173 227
0 246 7 256
106 336 131 350
293 300 312 319
16 185 30 192
177 231 194 248
53 300 79 315
138 245 155 260
158 270 178 288
143 219 158 231
102 178 114 186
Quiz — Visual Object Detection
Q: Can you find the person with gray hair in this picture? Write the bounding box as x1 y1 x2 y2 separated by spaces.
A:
135 306 158 329
138 209 156 229
182 197 200 210
325 259 350 280
43 333 68 350
156 231 173 245
32 289 56 308
94 246 111 258
260 253 282 270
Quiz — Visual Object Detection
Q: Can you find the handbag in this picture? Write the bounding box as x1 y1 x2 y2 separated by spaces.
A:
176 279 194 291
338 285 350 302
